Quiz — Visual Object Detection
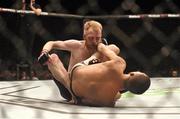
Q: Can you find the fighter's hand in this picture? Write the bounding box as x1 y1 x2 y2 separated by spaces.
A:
38 50 50 65
30 0 42 16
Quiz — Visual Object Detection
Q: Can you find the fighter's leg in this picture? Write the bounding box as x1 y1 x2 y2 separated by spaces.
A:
47 53 72 100
53 79 72 101
47 53 69 86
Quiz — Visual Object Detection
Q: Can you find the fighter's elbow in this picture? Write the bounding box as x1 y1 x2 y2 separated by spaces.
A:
108 44 120 55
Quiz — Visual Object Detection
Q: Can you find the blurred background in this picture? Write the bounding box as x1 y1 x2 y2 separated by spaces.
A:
0 0 180 81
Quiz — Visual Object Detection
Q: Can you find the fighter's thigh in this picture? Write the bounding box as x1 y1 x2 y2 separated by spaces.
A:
47 53 63 66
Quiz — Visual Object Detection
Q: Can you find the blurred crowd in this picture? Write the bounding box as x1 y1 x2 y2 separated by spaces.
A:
0 58 179 81
0 59 53 81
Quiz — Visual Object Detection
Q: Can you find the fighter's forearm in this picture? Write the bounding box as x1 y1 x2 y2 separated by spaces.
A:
42 41 54 52
97 43 119 60
83 43 120 64
98 43 119 53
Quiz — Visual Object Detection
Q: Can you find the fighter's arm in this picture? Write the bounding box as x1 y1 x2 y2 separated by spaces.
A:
38 40 80 65
106 44 120 55
41 40 81 52
97 43 120 60
83 43 120 65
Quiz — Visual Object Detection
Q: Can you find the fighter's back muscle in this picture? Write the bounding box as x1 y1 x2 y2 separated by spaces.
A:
73 62 122 90
72 62 121 106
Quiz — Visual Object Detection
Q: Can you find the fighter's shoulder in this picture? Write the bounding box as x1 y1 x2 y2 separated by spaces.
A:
66 39 82 44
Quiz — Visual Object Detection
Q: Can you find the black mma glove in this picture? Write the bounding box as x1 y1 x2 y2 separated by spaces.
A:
38 50 50 65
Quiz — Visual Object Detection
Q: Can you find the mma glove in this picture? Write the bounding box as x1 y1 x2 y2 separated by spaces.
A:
38 50 50 65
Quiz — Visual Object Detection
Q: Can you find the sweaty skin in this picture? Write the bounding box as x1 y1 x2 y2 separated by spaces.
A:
39 21 105 102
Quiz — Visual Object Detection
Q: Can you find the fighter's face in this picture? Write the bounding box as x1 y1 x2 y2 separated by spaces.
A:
84 28 102 47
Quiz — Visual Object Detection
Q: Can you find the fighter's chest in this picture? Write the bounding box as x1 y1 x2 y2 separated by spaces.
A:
75 49 93 59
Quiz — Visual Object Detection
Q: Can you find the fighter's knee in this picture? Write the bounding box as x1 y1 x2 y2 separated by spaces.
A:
50 53 58 59
48 53 59 63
